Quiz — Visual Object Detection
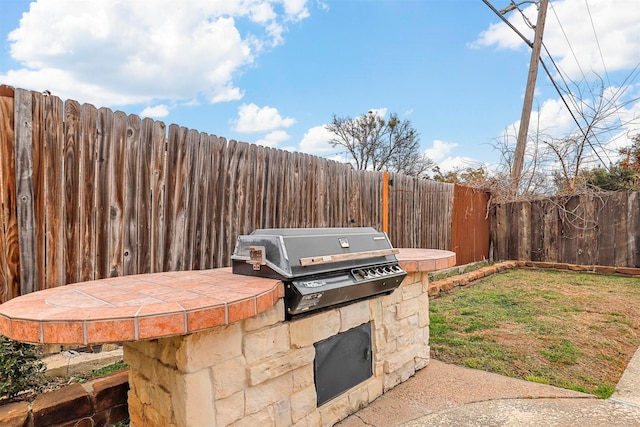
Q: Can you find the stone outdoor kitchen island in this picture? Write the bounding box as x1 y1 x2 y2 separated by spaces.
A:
0 248 454 426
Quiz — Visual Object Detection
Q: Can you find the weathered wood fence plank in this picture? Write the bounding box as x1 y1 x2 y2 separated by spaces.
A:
150 120 167 273
123 114 141 276
136 118 153 274
63 99 81 285
0 88 19 301
15 89 38 295
108 112 127 277
31 92 46 291
95 108 113 280
44 95 65 288
79 103 98 282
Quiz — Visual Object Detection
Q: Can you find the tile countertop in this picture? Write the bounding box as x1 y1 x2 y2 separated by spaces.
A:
0 248 455 345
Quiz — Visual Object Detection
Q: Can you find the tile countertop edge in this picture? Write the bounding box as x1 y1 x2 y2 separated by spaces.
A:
396 248 456 273
0 271 284 345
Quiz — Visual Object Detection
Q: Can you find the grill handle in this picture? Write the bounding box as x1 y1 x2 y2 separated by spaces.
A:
299 248 399 267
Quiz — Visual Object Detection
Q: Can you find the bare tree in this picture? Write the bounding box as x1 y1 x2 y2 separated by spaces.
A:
488 73 640 202
326 111 433 176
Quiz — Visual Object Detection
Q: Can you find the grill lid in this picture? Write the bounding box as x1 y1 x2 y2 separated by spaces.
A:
231 227 399 279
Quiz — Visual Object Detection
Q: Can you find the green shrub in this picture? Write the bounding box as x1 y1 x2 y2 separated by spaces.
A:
0 335 46 399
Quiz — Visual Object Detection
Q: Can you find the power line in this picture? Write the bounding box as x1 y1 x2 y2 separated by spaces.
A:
548 2 586 80
584 0 610 86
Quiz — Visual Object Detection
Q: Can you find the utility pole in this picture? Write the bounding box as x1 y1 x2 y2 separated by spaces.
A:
508 0 549 193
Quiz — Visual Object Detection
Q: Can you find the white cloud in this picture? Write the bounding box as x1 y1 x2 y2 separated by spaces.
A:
234 103 296 133
211 86 245 104
140 104 170 118
282 0 311 21
424 140 457 162
436 156 483 173
255 130 291 147
473 0 640 79
530 97 574 138
1 0 311 106
299 125 336 155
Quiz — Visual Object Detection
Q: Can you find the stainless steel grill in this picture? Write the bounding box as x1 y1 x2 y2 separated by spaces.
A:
231 227 407 317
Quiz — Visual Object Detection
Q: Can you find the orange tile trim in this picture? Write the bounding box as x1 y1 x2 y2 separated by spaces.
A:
396 248 456 273
0 269 283 345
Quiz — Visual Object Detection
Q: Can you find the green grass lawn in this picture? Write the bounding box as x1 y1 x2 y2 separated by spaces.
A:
429 268 640 398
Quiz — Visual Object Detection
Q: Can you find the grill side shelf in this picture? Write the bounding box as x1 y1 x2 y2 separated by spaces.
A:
299 248 399 267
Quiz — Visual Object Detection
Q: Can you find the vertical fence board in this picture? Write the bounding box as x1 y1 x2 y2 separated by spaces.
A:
530 200 544 262
495 204 508 260
613 192 628 267
165 125 188 271
136 118 153 274
284 151 293 227
0 89 18 301
44 95 65 288
207 136 224 268
195 132 212 269
577 194 597 265
277 147 287 228
489 206 498 262
95 108 113 279
507 203 520 261
223 139 239 265
15 90 38 294
240 143 255 235
518 201 531 261
31 92 46 291
182 129 198 270
63 99 81 284
150 121 166 273
596 195 615 266
213 137 229 268
123 114 141 276
254 145 266 231
559 196 578 265
233 140 248 256
542 199 559 262
107 112 127 277
262 147 275 229
79 104 98 282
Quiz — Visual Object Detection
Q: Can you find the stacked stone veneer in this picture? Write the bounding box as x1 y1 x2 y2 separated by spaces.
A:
123 271 430 426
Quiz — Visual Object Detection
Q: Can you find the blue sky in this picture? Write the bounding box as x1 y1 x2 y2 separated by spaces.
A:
1 0 639 173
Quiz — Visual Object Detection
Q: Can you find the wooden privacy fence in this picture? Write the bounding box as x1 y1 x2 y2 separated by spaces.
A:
490 192 640 267
0 87 489 302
